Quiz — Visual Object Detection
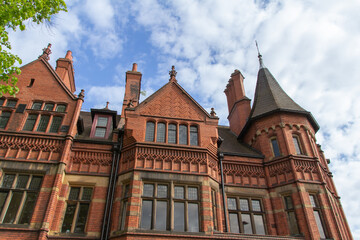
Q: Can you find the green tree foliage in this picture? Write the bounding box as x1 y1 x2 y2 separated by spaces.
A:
0 0 67 96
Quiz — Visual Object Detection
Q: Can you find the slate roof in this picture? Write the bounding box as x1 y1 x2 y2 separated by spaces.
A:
218 126 263 158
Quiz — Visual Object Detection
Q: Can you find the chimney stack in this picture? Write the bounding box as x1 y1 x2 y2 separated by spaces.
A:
121 63 142 118
55 50 76 93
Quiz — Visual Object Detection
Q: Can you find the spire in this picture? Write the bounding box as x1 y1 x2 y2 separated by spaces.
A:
39 43 52 61
255 41 265 69
169 65 177 82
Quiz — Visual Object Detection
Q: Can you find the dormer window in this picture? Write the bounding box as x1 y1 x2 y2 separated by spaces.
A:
90 115 113 139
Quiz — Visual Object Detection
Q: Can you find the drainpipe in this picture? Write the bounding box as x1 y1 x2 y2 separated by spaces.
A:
217 137 229 232
101 129 124 240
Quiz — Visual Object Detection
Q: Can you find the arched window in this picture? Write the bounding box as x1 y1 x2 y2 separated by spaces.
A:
292 135 303 155
145 122 155 142
157 123 166 143
179 125 187 145
168 124 177 144
270 138 281 157
190 126 198 146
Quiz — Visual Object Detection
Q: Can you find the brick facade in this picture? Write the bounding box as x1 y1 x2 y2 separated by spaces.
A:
0 47 352 240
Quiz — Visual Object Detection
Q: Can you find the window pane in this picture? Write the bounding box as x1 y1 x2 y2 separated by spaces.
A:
239 198 249 211
18 192 37 224
44 103 54 111
61 203 76 232
314 210 326 239
190 126 198 146
254 214 266 235
156 123 166 143
23 114 38 131
95 127 106 137
3 192 23 223
140 200 153 229
227 198 237 210
16 175 29 189
293 136 302 154
241 213 253 234
288 211 300 235
0 98 4 106
174 186 184 199
82 188 93 201
56 104 66 112
174 202 185 231
120 201 127 230
145 122 155 142
188 187 198 200
36 115 50 132
143 184 154 197
74 203 90 233
32 102 42 110
124 185 130 198
229 213 240 233
155 201 167 230
0 112 11 129
251 200 261 212
271 138 281 157
69 187 80 200
284 196 294 210
49 116 62 133
2 174 15 188
29 176 43 190
179 125 187 145
188 203 199 232
157 185 167 198
309 195 317 207
168 124 176 143
6 100 17 108
97 117 108 127
0 192 8 213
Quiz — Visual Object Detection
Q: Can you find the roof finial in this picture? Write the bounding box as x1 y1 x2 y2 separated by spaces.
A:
40 43 52 61
169 65 177 82
255 40 265 69
105 101 109 109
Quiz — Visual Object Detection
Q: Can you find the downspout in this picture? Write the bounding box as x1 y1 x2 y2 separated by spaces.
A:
217 137 229 232
100 129 124 240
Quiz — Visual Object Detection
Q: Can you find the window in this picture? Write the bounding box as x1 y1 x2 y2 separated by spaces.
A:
284 196 300 235
23 114 38 131
0 98 4 106
211 189 218 230
62 187 93 233
168 124 177 144
0 112 11 129
49 116 63 133
156 123 166 143
145 122 155 142
179 125 188 145
271 138 281 157
44 103 54 111
190 126 198 146
227 197 266 235
31 102 42 110
94 117 108 137
0 173 43 224
140 183 200 232
6 99 17 108
56 104 66 112
309 195 326 239
120 184 130 230
292 135 303 155
36 115 50 132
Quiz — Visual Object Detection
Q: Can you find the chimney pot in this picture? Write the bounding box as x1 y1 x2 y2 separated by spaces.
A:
132 63 138 72
65 50 73 61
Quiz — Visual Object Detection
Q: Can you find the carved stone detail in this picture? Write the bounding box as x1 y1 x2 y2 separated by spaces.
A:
0 135 63 152
71 151 112 166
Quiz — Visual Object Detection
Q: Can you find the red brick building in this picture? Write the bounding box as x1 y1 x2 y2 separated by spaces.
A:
0 46 353 240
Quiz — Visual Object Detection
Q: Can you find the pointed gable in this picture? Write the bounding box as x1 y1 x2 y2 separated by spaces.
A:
137 81 211 121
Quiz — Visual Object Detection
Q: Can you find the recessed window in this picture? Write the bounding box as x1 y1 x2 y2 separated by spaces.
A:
179 125 188 145
227 197 266 235
49 116 63 133
120 184 130 231
0 111 11 129
145 122 155 142
271 138 281 157
56 104 66 112
309 195 326 239
0 173 43 224
156 123 166 143
190 126 198 146
211 189 217 230
36 115 50 132
284 196 300 235
6 99 17 108
94 117 108 138
62 187 93 233
292 136 303 155
168 124 177 144
43 103 54 111
23 114 38 131
0 98 5 106
31 102 42 110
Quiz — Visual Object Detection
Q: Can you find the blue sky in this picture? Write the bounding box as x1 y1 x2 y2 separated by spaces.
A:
8 0 360 237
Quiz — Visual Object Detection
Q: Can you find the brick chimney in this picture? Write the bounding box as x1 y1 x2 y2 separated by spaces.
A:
121 63 142 117
55 50 76 93
224 69 251 135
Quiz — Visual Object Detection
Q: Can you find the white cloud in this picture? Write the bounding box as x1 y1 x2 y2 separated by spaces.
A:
87 86 125 113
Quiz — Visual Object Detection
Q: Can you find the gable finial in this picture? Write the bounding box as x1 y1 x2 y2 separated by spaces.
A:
255 40 265 69
169 65 177 82
40 43 52 61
